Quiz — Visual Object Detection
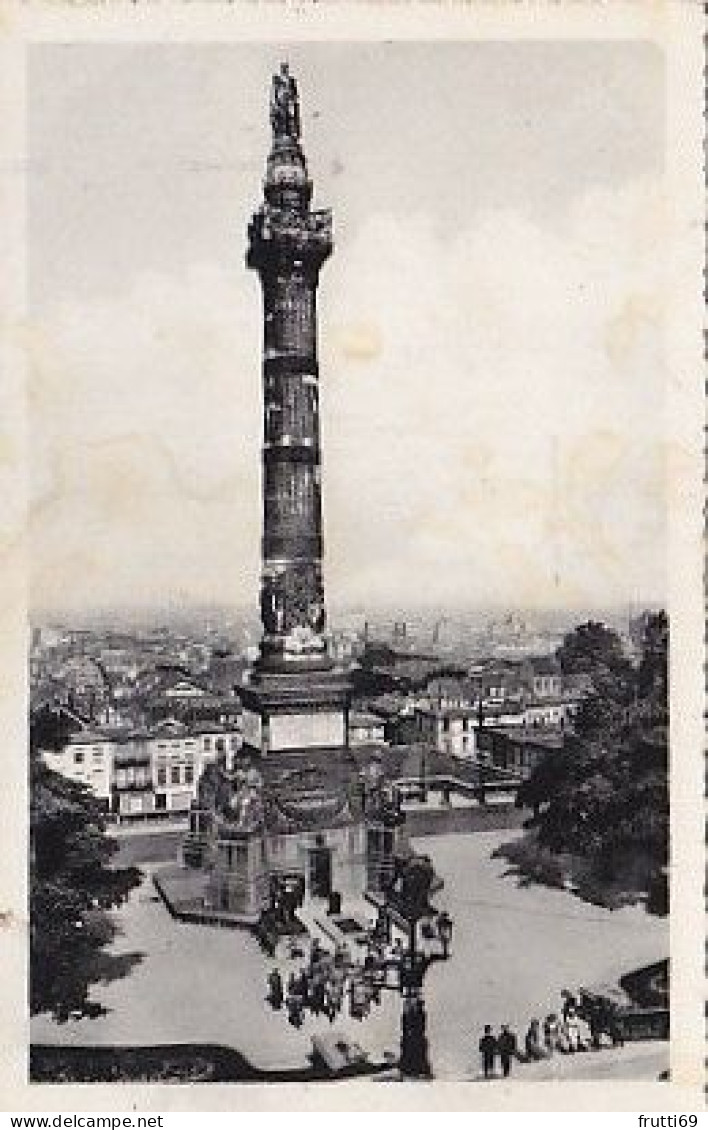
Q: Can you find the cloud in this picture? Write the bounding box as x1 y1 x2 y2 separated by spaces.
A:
30 176 667 616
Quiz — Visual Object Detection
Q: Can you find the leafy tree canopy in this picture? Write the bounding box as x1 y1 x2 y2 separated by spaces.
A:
517 612 668 895
30 714 142 1022
557 619 632 679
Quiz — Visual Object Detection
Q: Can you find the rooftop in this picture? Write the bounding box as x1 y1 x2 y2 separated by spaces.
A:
62 719 241 747
529 657 562 675
525 695 580 707
348 711 387 727
416 704 478 719
481 725 565 749
53 729 111 746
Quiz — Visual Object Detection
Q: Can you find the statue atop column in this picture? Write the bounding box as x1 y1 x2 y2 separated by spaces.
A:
270 62 301 141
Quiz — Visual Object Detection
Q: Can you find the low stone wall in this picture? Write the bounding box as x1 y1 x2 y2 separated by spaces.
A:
114 808 527 869
404 802 527 838
29 1043 391 1083
152 867 261 929
114 830 185 867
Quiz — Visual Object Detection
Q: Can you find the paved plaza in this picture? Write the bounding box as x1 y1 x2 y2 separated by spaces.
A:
31 830 668 1081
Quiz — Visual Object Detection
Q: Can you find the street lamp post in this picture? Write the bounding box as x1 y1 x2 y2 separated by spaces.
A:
366 857 454 1079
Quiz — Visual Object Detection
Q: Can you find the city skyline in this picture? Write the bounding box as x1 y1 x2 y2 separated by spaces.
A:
29 42 667 617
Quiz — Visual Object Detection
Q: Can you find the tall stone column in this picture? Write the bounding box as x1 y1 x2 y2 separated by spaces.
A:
242 64 350 757
247 62 332 674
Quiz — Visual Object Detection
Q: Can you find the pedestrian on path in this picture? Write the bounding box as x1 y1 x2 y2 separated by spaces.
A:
497 1025 518 1077
479 1024 498 1079
543 1013 559 1053
561 989 578 1020
525 1018 551 1060
267 967 283 1009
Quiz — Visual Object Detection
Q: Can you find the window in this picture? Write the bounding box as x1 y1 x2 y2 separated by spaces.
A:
157 766 167 786
155 793 167 810
171 766 181 785
204 737 211 751
73 749 85 764
216 738 225 753
184 765 194 785
92 749 103 761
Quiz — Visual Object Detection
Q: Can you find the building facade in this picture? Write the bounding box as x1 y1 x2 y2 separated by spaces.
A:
42 729 113 810
40 722 242 822
348 711 388 747
477 725 564 780
415 705 478 759
522 697 578 729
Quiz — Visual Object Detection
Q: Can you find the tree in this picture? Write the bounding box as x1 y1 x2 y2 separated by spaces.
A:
556 619 629 678
29 704 76 754
517 613 669 901
30 716 141 1022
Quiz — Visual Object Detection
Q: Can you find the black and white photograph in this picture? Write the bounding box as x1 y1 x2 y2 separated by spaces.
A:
10 16 701 1106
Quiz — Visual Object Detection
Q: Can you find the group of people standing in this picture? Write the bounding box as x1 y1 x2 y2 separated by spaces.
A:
266 936 379 1028
479 989 625 1079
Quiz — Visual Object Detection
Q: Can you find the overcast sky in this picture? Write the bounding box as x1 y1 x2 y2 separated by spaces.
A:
28 41 667 617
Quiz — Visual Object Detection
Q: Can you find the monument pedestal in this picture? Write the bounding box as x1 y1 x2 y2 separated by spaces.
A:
207 830 269 920
240 665 351 756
